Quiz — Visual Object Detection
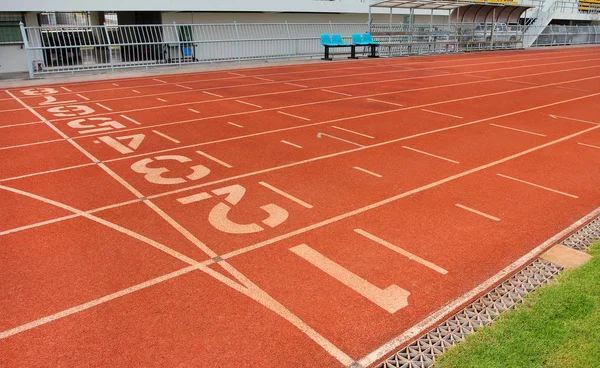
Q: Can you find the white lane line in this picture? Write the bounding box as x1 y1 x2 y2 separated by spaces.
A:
555 86 591 93
0 266 196 340
203 91 223 98
280 140 303 149
368 98 404 107
0 139 64 151
321 89 352 97
286 82 308 88
354 228 448 274
153 78 168 84
227 122 244 128
357 205 600 368
549 114 599 126
455 204 501 222
317 133 364 147
132 90 141 94
119 114 142 125
464 73 492 79
421 108 463 119
176 84 193 90
278 111 311 121
402 146 460 164
112 83 119 87
578 142 600 150
236 100 262 108
331 125 374 139
152 130 181 144
157 98 168 103
0 163 95 183
353 166 382 178
61 87 72 92
489 123 547 137
510 79 538 86
188 108 200 114
0 121 44 129
96 103 113 111
229 72 246 77
196 150 232 168
253 76 274 82
259 181 313 208
76 94 90 101
497 173 578 198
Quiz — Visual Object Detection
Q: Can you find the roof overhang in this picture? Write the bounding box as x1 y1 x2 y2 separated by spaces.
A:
450 3 533 23
370 0 469 10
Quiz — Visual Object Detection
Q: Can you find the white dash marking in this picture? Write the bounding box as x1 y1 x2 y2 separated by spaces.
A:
228 72 246 77
421 108 462 119
489 123 546 137
578 142 600 150
367 98 404 107
152 130 180 144
278 111 311 121
253 76 274 82
402 146 460 164
176 84 193 90
196 150 232 168
455 204 501 221
321 89 352 97
157 98 168 103
112 83 119 87
354 229 447 274
227 122 244 128
61 87 72 92
96 103 113 111
510 79 538 86
286 82 308 88
331 125 374 139
188 108 200 114
281 140 303 149
353 166 382 178
259 181 313 209
236 100 262 108
203 91 223 98
153 78 168 84
132 90 141 94
119 114 142 125
76 94 90 101
497 174 578 198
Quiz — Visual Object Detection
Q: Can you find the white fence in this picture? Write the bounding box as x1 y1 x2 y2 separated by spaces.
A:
18 22 600 77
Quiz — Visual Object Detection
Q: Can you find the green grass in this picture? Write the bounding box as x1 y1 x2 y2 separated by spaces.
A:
436 241 600 368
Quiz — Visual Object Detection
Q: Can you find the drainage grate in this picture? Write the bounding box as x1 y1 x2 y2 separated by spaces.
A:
376 259 564 368
560 216 600 251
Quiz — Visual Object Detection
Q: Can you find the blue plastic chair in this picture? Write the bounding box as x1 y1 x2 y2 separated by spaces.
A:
352 33 366 45
362 33 379 45
320 34 334 46
332 34 349 46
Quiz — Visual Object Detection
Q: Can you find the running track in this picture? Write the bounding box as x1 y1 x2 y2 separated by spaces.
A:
1 46 600 367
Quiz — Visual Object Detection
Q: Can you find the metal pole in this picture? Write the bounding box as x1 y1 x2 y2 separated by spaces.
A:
491 8 495 49
234 21 241 63
368 5 372 33
103 23 114 71
409 8 414 43
285 21 292 59
389 8 393 28
173 21 181 66
19 22 35 78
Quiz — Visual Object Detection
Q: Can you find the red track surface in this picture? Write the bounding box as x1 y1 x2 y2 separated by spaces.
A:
1 46 600 367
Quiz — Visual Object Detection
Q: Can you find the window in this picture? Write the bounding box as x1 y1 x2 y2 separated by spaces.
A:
0 12 24 44
38 12 91 27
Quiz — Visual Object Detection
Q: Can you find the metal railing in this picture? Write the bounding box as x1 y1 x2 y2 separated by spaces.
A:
529 24 600 46
18 21 600 77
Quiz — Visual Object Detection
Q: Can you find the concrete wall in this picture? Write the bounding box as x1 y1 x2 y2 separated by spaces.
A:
0 45 28 74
